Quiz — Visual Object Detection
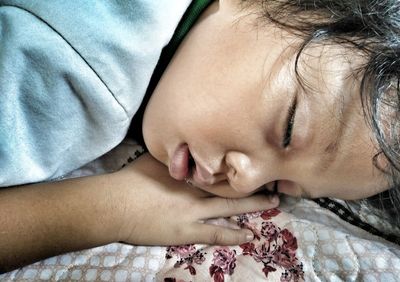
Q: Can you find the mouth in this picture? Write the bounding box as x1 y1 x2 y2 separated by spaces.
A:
188 152 196 172
272 181 279 194
169 143 218 187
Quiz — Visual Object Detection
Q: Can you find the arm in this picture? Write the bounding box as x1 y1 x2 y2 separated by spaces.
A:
0 153 279 272
0 169 122 272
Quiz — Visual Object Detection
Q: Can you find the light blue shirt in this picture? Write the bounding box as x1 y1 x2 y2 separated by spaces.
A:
0 0 191 186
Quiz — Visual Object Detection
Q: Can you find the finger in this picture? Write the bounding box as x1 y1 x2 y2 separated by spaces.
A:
203 217 240 229
200 194 279 218
189 223 254 246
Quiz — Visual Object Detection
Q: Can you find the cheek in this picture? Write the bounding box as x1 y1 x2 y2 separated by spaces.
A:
177 96 231 135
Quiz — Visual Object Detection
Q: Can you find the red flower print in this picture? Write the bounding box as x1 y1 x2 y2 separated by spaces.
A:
261 208 281 220
262 265 277 277
239 242 255 256
209 267 225 282
209 247 237 282
163 208 304 282
166 245 197 259
186 265 196 275
261 221 280 240
166 245 206 276
212 247 236 275
237 216 261 240
272 246 296 268
280 263 304 282
281 229 298 253
239 219 304 281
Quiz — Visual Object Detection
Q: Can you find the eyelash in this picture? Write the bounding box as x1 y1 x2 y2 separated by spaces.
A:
282 97 297 148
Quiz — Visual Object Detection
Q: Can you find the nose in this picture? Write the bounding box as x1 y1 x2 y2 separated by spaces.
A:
225 151 265 193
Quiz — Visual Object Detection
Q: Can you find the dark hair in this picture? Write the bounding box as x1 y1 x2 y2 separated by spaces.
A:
241 0 400 226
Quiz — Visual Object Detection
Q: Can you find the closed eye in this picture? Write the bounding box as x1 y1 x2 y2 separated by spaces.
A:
282 96 297 148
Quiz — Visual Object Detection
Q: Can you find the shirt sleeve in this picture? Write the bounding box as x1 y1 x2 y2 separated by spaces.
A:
0 0 191 187
0 5 130 186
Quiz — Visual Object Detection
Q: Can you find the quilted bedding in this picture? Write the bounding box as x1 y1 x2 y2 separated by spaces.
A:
1 139 399 282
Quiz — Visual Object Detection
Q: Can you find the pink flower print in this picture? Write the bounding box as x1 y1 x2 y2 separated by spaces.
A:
261 221 280 240
236 214 250 227
245 211 264 219
252 243 275 264
237 214 262 240
236 211 263 227
165 245 206 276
212 247 237 275
166 245 197 259
209 247 237 282
245 222 262 240
239 219 304 281
272 246 296 269
280 263 304 282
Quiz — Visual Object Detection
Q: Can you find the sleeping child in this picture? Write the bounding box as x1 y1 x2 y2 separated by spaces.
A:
0 0 399 272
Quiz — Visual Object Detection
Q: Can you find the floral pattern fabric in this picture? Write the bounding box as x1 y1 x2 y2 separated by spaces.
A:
160 209 304 282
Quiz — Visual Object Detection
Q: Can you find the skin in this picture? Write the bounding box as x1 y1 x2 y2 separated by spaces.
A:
143 0 389 200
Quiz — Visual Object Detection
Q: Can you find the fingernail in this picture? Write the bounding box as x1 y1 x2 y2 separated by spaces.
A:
270 195 279 203
245 232 254 242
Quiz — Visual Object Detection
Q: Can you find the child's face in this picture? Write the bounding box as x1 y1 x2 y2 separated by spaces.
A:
142 0 389 200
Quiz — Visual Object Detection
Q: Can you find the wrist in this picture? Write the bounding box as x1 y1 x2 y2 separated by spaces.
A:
51 173 127 247
109 153 160 243
83 173 127 244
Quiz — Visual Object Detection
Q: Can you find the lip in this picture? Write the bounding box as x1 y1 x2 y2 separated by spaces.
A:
169 143 190 181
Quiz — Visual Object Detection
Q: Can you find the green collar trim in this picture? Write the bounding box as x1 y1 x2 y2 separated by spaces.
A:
160 0 214 66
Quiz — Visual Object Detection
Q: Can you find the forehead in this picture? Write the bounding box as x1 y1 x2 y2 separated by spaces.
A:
255 31 364 100
233 3 365 81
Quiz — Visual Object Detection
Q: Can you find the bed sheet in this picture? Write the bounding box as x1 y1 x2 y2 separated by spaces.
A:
1 139 399 282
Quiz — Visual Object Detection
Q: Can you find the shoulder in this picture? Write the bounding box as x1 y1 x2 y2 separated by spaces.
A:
0 1 191 186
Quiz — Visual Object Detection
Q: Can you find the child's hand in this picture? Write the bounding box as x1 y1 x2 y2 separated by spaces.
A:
0 153 278 272
113 153 279 246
